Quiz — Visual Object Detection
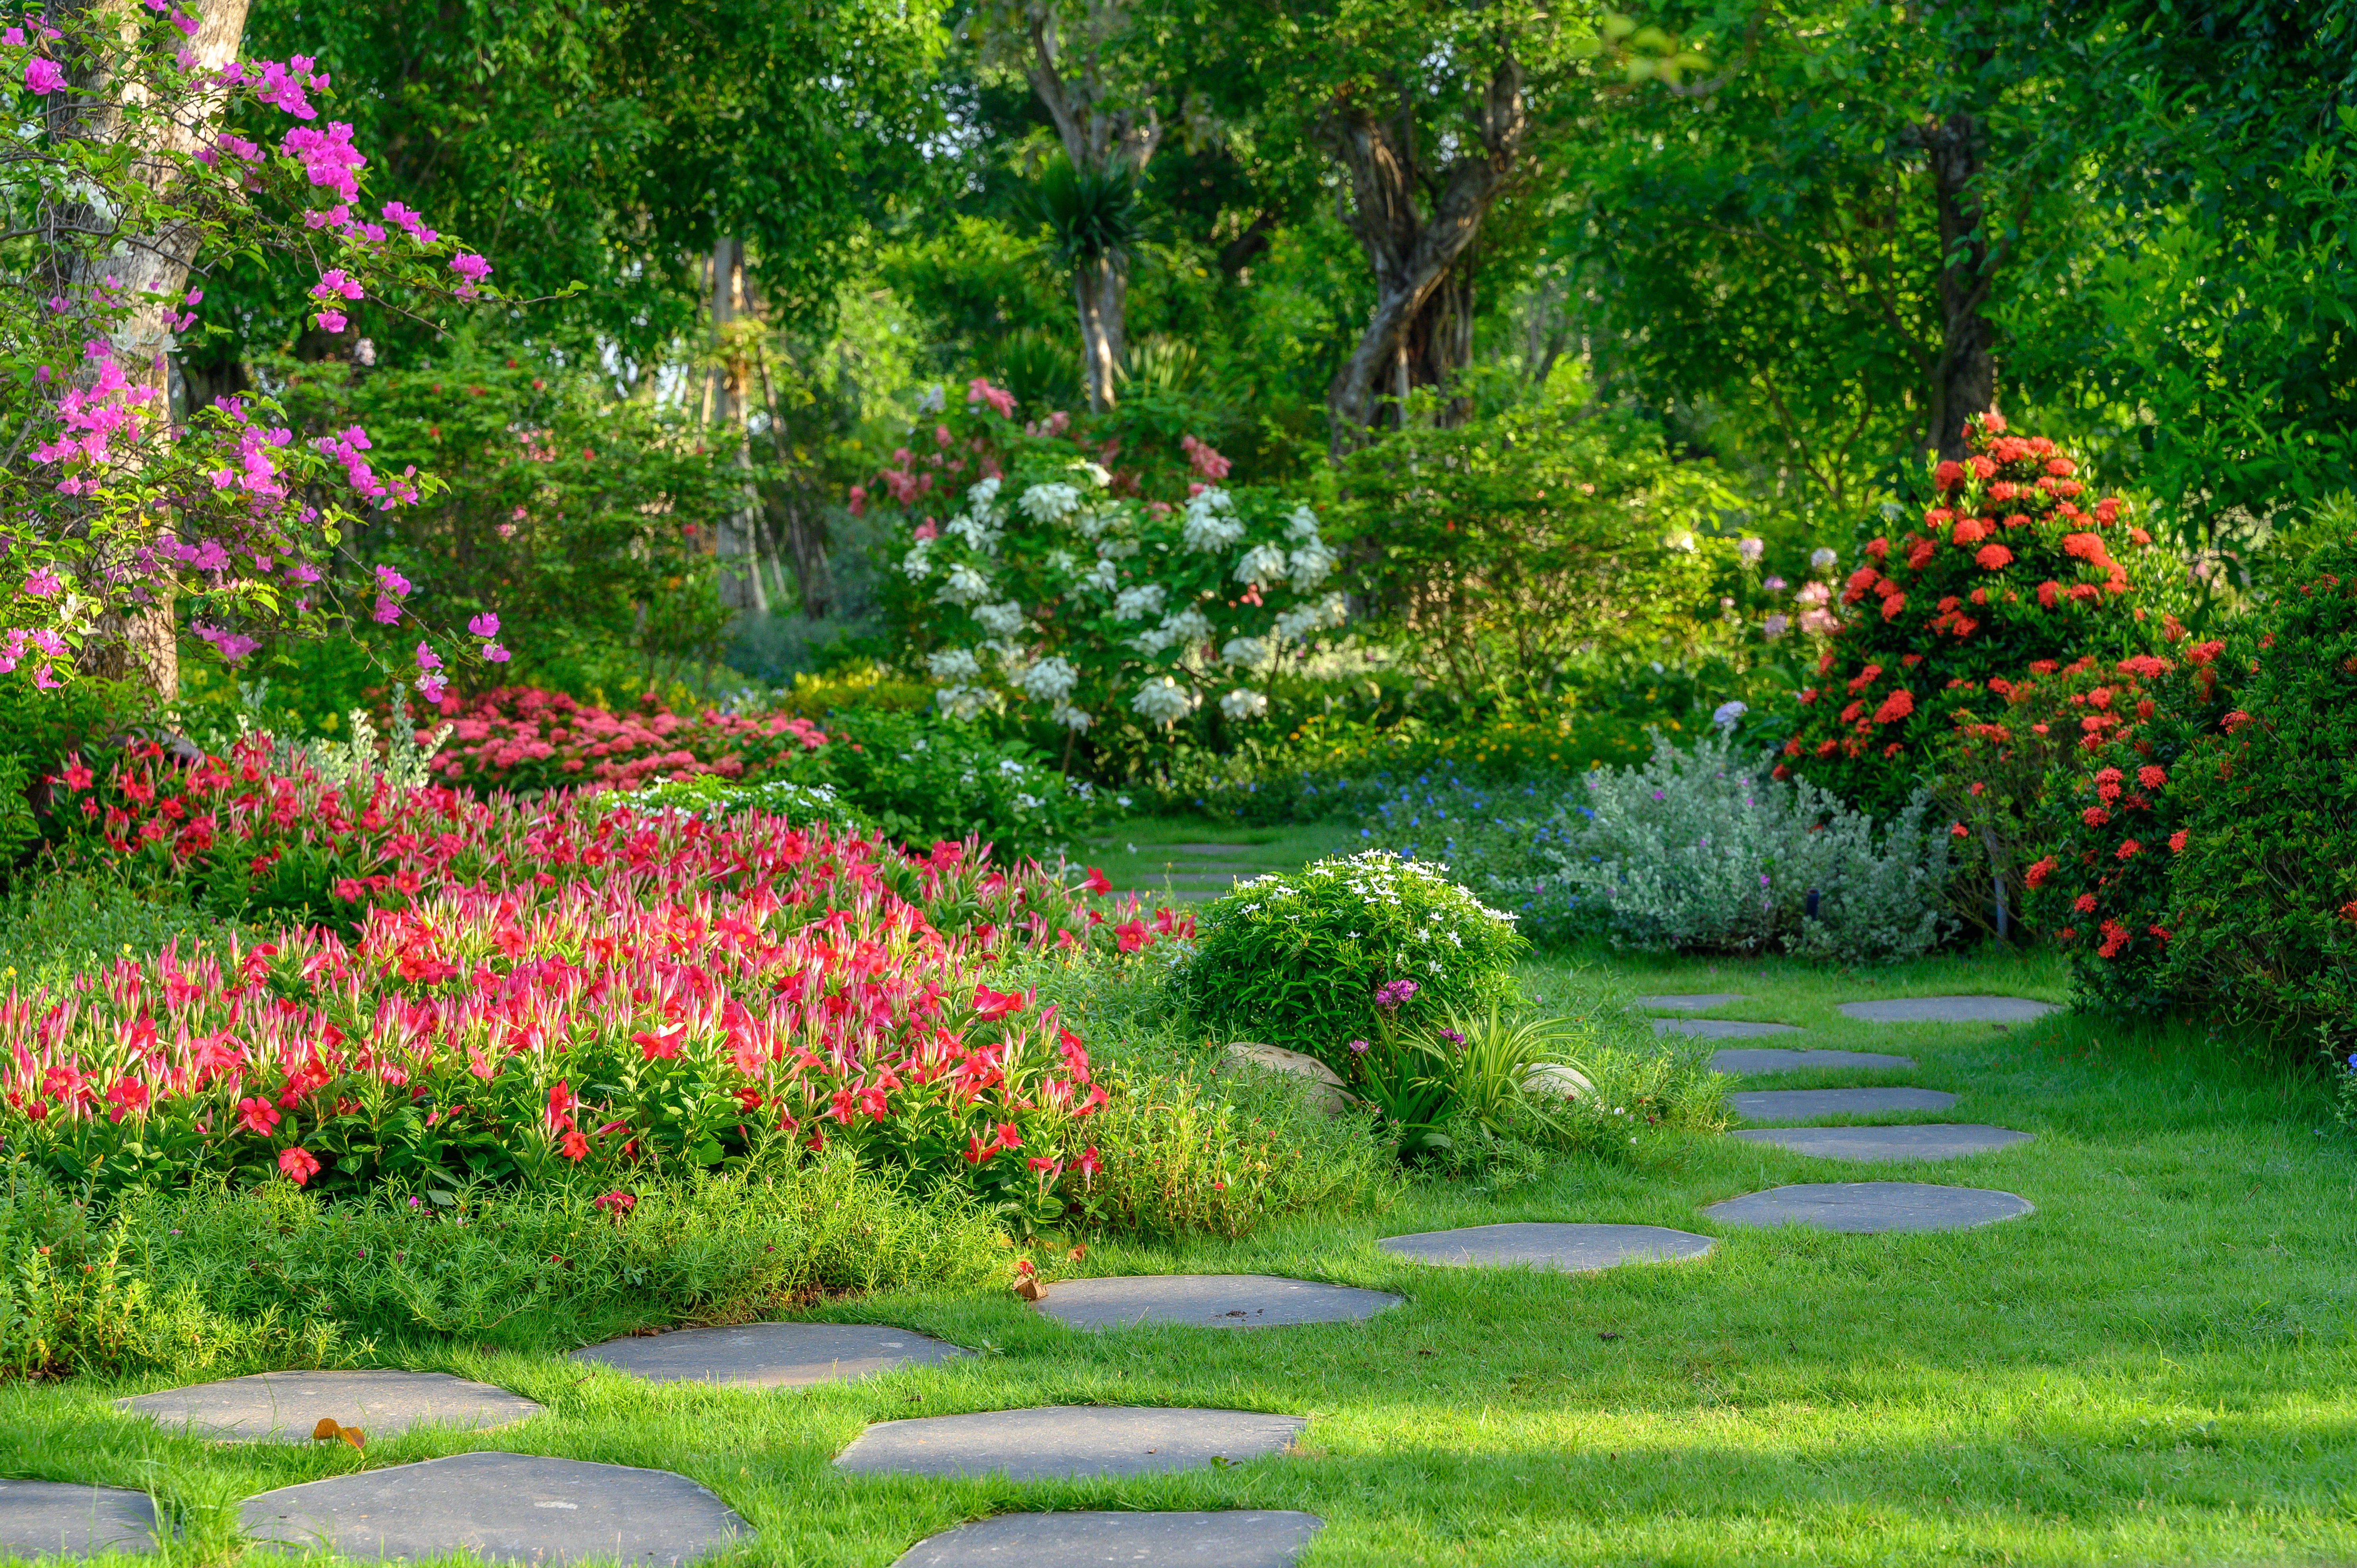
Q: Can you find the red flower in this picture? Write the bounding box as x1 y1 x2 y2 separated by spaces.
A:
278 1146 321 1186
1081 867 1112 896
2222 710 2256 733
1974 543 2013 571
2116 839 2142 860
2170 830 2189 854
2082 806 2111 827
2036 580 2062 609
62 758 92 791
1872 689 1915 725
547 1081 577 1121
559 1128 590 1160
1112 920 1147 954
994 1121 1022 1151
972 983 1028 1019
1950 822 1969 839
236 1096 281 1136
1933 460 1964 489
1881 593 1907 622
2073 894 2098 914
2137 765 2167 789
593 1191 636 1218
634 1025 685 1060
2098 919 2132 958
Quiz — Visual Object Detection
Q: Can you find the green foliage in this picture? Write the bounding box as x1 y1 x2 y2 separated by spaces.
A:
1338 399 1754 704
816 708 1106 858
1173 852 1525 1068
1781 419 2177 816
0 1157 1005 1379
269 348 739 694
1064 1055 1393 1240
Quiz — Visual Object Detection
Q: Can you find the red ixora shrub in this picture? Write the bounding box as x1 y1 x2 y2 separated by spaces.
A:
1779 413 2172 814
424 686 829 794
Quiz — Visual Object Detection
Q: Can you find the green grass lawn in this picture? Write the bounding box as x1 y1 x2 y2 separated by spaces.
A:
1081 814 1361 900
10 950 2357 1565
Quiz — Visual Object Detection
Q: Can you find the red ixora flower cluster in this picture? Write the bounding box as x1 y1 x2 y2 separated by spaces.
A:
422 686 828 795
1778 414 2161 805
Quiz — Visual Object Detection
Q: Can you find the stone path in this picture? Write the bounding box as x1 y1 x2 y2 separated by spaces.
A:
833 1407 1305 1481
1381 1223 1714 1273
121 1370 539 1443
1731 1087 1957 1118
893 1511 1323 1566
1705 1182 2034 1232
1838 996 2054 1023
1032 1275 1400 1331
0 1480 158 1557
571 1322 964 1387
1730 1125 2033 1161
240 1451 745 1566
1711 1047 1916 1073
1655 1018 1801 1038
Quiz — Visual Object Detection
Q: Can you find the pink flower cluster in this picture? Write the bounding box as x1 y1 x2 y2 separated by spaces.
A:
426 687 830 794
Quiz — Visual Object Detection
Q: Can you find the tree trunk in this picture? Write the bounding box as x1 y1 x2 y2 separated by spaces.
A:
708 236 763 614
750 342 833 619
1324 58 1527 455
1917 109 1997 462
1023 1 1158 413
52 0 255 700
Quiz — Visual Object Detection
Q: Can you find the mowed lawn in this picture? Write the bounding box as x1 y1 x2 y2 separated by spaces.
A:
8 950 2357 1566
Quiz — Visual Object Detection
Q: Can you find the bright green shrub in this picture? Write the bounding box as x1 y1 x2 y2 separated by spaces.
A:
1779 415 2175 815
816 707 1107 858
1172 851 1525 1069
1356 771 1600 944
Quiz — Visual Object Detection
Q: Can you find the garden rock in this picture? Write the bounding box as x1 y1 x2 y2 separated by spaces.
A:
1222 1042 1354 1117
1836 996 2055 1023
892 1511 1323 1566
1652 1019 1800 1039
1379 1223 1714 1273
1704 1182 2033 1232
240 1451 744 1565
1523 1063 1594 1100
1731 1125 2032 1161
1732 1088 1957 1119
1710 1048 1916 1074
833 1407 1305 1481
121 1370 539 1444
1637 993 1750 1010
571 1322 965 1387
1031 1275 1400 1331
0 1480 159 1557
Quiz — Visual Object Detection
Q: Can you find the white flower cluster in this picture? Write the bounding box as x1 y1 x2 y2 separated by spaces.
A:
1019 482 1081 524
1272 591 1349 643
1131 674 1197 725
1134 605 1212 656
1182 488 1246 553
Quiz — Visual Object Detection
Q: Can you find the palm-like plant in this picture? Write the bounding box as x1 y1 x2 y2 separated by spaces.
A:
1022 155 1147 413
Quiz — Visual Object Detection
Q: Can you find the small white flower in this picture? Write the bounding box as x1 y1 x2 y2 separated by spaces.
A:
1737 536 1764 564
1287 538 1338 588
1810 546 1839 572
1113 583 1166 621
1712 699 1748 731
946 513 1001 553
900 542 935 580
965 476 1001 513
1014 791 1044 810
1081 558 1120 593
1665 530 1697 553
1051 699 1095 731
1220 687 1269 722
1181 489 1245 552
1234 541 1288 587
1018 655 1080 703
1076 461 1112 488
1220 635 1268 668
1046 549 1076 574
926 647 981 681
1135 605 1213 656
1285 505 1322 541
1131 676 1197 725
934 683 994 721
1019 482 1081 524
997 758 1029 777
936 562 991 606
974 600 1026 637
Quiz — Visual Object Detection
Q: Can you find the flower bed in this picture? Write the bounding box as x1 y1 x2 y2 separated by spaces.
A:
425 687 830 794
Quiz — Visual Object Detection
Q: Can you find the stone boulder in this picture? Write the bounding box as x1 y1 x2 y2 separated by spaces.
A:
1222 1042 1355 1118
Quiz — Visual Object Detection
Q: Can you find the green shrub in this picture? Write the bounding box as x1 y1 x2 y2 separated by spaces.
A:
1172 851 1525 1069
1 1156 1007 1379
1356 770 1602 944
1779 416 2177 816
816 707 1108 858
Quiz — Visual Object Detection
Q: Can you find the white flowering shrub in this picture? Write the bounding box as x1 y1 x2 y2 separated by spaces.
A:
1173 851 1527 1069
1554 732 1956 962
869 391 1346 746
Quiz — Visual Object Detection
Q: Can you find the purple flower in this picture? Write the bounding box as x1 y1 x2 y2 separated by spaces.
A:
1439 1028 1466 1046
371 593 401 624
24 58 66 96
1347 1038 1370 1056
374 563 410 597
315 309 347 335
482 642 510 663
1373 978 1419 1012
23 568 61 597
414 641 441 672
467 611 500 638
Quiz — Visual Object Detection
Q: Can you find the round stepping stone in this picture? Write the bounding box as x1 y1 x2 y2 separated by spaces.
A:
1837 996 2055 1023
1032 1274 1400 1331
1637 992 1749 1010
1710 1047 1916 1074
1379 1223 1714 1273
1732 1087 1957 1119
893 1511 1323 1567
241 1451 744 1565
0 1479 159 1557
1653 1018 1800 1038
121 1369 538 1444
1704 1181 2033 1233
1732 1125 2033 1162
570 1322 964 1387
833 1406 1304 1481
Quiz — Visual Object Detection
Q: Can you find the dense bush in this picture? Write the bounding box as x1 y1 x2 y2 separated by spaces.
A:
0 1158 1005 1379
1356 772 1600 944
814 707 1109 858
1779 415 2174 815
1172 851 1525 1069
